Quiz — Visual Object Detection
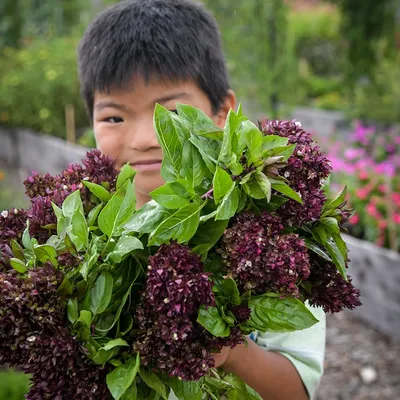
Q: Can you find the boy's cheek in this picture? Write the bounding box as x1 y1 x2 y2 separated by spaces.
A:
94 130 124 168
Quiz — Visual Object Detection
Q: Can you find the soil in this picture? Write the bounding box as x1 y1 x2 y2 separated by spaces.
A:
315 312 400 400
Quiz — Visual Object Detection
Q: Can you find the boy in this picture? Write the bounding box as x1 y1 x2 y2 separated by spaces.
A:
78 0 326 398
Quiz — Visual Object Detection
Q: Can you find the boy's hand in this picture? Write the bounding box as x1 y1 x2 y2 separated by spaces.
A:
212 346 233 368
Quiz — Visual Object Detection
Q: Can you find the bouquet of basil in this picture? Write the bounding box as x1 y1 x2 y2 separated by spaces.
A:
0 104 361 400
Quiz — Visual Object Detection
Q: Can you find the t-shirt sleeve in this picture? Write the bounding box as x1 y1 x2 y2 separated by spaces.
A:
252 304 326 399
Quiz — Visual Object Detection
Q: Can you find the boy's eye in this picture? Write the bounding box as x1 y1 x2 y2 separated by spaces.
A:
105 116 124 123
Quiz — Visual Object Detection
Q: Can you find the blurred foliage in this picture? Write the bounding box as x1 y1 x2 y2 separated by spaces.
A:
327 0 398 89
350 54 400 124
0 0 399 139
77 128 97 149
0 35 88 137
204 0 298 116
0 0 86 50
0 369 30 400
0 168 29 210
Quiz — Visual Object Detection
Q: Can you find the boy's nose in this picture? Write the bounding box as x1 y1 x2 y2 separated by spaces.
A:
127 117 160 151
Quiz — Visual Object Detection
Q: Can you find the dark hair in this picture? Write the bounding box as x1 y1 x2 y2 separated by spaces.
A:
78 0 230 118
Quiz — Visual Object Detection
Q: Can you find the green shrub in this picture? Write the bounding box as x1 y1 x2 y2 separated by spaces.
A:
77 127 96 149
0 369 30 400
350 55 400 124
288 4 342 77
0 34 89 137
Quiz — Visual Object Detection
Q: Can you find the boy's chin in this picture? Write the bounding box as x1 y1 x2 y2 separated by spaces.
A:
135 175 165 200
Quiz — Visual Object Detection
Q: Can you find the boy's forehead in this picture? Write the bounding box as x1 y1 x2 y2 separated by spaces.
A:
92 76 213 113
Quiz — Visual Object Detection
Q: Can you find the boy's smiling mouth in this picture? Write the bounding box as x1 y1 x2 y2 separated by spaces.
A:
130 159 162 172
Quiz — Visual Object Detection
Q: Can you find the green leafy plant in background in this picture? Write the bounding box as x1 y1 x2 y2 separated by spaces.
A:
0 35 88 137
0 369 30 400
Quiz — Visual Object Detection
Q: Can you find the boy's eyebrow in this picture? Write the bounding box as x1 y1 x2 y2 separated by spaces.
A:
94 93 190 111
94 101 131 112
154 92 189 103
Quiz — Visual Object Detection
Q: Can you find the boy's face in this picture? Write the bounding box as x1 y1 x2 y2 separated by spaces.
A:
93 75 236 207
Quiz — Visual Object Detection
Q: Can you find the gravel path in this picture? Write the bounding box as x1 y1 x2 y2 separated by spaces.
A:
315 312 400 400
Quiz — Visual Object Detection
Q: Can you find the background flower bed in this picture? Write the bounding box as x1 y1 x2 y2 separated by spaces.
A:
326 122 400 253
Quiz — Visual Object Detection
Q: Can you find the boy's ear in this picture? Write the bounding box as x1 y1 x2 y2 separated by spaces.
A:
215 89 236 128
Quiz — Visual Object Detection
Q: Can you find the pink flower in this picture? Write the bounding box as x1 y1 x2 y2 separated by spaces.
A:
344 148 365 160
394 214 400 224
393 193 400 206
356 187 371 200
378 220 387 229
349 214 360 225
366 203 380 218
358 170 369 180
374 162 395 177
378 185 388 194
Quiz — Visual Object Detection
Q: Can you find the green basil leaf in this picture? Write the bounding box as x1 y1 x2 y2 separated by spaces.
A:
219 109 239 164
98 180 136 238
57 276 74 296
95 281 134 334
242 120 263 165
90 271 114 315
154 104 184 179
325 239 347 279
197 305 230 337
67 298 79 323
82 181 111 203
247 295 319 332
189 134 220 172
150 183 191 209
22 225 32 250
169 180 195 199
176 103 223 139
227 154 244 176
51 203 63 221
217 278 241 306
262 135 289 151
304 238 332 262
91 346 121 365
106 236 143 264
182 140 209 187
88 203 103 227
106 353 140 400
123 200 171 234
224 375 262 400
213 167 234 204
32 244 58 265
215 186 239 221
74 310 93 341
62 189 84 220
148 201 203 246
121 380 138 400
190 219 229 257
119 313 134 336
140 368 168 400
9 258 28 273
243 171 271 200
117 164 137 190
323 185 347 214
102 338 130 351
270 179 303 203
265 144 296 162
10 239 25 261
320 217 340 236
167 377 202 400
70 210 88 252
